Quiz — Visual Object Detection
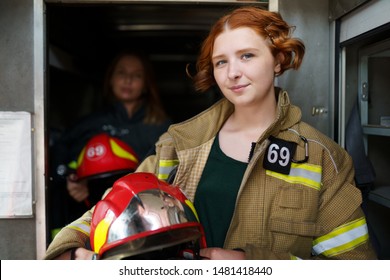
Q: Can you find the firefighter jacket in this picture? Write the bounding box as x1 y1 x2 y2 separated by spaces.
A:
45 89 377 260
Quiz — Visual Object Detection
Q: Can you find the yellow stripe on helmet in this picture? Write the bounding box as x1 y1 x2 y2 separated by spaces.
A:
110 139 139 164
185 199 200 222
75 147 86 169
93 213 115 254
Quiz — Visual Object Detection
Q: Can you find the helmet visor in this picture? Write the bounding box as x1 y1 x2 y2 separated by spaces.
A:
101 189 201 259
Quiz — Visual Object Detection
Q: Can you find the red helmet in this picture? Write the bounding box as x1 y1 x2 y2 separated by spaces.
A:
74 133 139 180
90 172 206 259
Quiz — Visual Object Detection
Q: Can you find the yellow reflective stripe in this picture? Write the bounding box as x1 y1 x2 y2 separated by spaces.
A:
68 160 78 170
68 220 91 236
110 139 138 163
158 159 179 180
76 147 86 168
159 159 179 167
51 228 62 240
266 163 322 190
290 254 302 260
312 217 369 257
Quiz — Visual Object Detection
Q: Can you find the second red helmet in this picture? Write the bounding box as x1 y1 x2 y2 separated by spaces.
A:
73 133 139 181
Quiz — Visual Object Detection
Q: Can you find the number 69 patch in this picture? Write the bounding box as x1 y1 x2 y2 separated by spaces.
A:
263 136 297 175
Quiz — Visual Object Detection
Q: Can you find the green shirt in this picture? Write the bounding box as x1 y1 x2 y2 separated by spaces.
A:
194 134 248 247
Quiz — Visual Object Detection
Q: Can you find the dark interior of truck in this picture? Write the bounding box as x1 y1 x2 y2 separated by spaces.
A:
46 2 267 131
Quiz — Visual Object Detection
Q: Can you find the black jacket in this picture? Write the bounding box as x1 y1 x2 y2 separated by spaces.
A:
53 102 171 167
48 102 171 235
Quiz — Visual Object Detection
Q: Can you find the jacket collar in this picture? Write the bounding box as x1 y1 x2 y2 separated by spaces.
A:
168 88 302 151
266 89 302 139
113 101 146 123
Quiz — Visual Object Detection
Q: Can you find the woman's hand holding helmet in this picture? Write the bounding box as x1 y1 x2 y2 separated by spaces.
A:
67 174 89 202
54 247 98 260
200 248 245 260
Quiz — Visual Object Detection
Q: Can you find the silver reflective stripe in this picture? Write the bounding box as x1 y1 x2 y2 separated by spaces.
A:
266 163 322 190
158 159 179 180
289 164 321 184
290 254 303 260
68 220 91 236
312 218 369 257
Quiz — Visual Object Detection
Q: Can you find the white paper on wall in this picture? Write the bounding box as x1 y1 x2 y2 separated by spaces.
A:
0 111 33 218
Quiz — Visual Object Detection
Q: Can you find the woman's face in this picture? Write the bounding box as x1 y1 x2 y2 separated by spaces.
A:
110 55 145 103
212 27 281 108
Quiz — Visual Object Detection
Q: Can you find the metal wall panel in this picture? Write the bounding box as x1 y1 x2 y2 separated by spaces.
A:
278 0 332 137
0 0 37 260
340 0 390 43
329 0 370 20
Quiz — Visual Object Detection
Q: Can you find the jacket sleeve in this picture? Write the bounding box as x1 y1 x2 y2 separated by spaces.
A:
136 154 159 173
45 186 116 259
135 131 176 178
243 209 376 260
244 146 377 260
44 209 93 260
307 149 377 260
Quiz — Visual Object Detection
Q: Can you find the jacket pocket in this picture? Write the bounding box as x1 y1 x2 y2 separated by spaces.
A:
270 218 316 236
268 186 319 255
269 218 317 257
270 186 319 222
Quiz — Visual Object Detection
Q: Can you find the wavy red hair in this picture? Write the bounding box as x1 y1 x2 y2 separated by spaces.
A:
191 6 305 92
